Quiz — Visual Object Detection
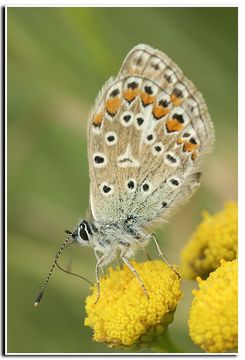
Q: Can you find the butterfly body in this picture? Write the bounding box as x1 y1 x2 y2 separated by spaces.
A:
72 218 150 265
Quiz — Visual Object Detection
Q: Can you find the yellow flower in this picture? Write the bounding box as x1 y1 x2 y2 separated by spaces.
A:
180 202 237 279
84 260 182 348
188 259 238 353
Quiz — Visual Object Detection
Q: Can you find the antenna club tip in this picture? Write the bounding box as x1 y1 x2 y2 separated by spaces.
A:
34 290 44 307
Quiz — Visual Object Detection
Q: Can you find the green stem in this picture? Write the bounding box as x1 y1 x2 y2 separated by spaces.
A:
151 330 184 353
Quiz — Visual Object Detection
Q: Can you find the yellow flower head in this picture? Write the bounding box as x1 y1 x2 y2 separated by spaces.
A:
84 260 182 348
188 259 238 353
180 202 237 279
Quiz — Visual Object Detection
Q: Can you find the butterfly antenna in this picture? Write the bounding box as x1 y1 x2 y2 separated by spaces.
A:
34 235 71 308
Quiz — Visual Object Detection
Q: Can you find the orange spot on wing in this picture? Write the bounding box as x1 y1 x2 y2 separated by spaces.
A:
141 92 155 106
93 112 103 126
152 105 170 120
170 94 183 106
106 97 120 116
183 141 198 152
166 119 184 132
123 89 139 102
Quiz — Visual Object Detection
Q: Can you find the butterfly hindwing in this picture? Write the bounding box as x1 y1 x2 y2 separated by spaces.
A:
88 44 214 225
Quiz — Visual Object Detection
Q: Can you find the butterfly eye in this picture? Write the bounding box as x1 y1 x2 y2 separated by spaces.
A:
79 224 89 241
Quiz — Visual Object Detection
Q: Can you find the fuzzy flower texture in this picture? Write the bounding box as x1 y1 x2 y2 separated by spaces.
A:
189 259 238 353
180 202 237 279
84 260 182 348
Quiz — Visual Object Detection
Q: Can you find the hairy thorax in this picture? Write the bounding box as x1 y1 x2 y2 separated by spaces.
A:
86 220 150 261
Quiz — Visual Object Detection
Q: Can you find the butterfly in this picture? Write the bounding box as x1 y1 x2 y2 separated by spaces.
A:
34 44 214 306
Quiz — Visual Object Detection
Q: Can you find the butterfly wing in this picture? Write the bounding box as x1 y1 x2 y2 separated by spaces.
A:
87 44 214 225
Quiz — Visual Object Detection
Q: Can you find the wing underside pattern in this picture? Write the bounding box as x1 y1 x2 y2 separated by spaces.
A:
87 45 214 225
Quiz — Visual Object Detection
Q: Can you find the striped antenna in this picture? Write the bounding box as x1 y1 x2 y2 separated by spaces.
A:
34 234 71 307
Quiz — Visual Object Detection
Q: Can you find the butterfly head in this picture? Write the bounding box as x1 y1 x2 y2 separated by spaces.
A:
67 220 94 246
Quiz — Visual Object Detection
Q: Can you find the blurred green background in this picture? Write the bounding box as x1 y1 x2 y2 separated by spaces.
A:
7 7 237 354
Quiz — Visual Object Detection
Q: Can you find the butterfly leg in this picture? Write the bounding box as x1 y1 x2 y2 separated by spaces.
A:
94 254 107 304
151 234 181 279
120 250 150 299
94 249 105 275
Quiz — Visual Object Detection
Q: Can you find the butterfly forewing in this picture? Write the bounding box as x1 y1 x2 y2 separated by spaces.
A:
88 44 214 225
